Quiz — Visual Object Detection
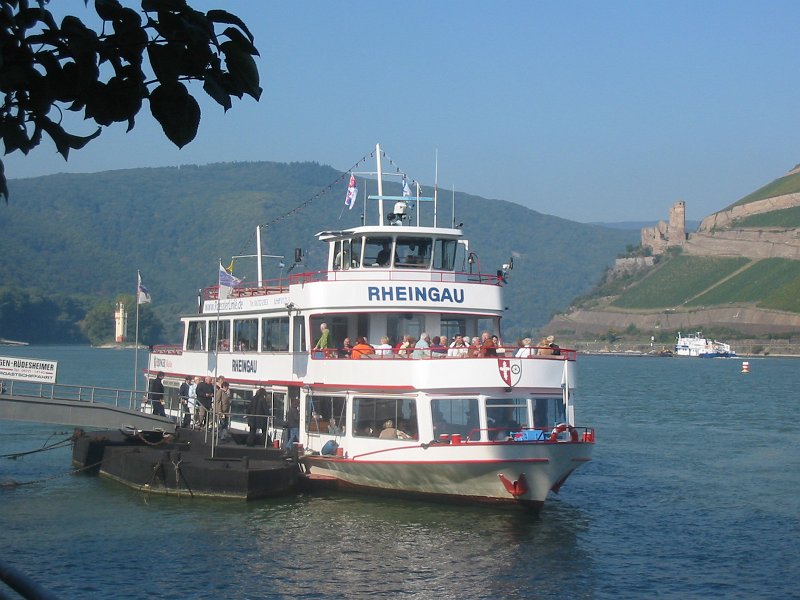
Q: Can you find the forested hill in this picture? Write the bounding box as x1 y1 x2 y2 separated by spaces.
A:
0 160 637 342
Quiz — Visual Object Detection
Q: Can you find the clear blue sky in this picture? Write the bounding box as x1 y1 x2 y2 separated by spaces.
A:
5 0 800 223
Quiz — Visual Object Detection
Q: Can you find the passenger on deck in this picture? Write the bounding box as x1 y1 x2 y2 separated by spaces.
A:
351 337 374 359
374 336 393 358
396 335 414 358
314 322 332 358
479 331 497 357
538 335 555 356
339 337 353 358
431 336 448 357
515 338 534 357
412 332 431 359
448 334 468 357
379 419 412 439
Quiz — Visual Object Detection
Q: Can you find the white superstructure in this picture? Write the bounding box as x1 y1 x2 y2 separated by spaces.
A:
146 145 594 508
675 332 736 358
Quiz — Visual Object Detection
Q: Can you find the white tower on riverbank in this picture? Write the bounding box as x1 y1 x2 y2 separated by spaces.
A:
114 302 128 343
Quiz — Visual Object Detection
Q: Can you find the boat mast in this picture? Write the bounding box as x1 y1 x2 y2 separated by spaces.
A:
256 225 263 286
376 143 384 224
433 148 438 228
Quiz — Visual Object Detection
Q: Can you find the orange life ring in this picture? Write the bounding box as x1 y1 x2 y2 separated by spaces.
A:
550 423 580 442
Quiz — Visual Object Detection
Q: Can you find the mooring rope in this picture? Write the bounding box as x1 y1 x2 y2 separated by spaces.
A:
0 436 74 460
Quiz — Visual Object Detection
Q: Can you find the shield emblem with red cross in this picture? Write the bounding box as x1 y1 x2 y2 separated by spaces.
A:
497 358 522 387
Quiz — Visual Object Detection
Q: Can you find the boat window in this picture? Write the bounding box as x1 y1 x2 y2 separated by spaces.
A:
395 237 431 268
350 237 362 268
353 397 418 440
533 397 566 429
364 236 393 267
431 398 480 440
261 317 289 352
486 398 529 441
477 317 500 338
432 238 458 271
440 318 466 341
233 318 258 351
209 320 231 351
270 391 285 419
332 240 350 271
186 321 206 351
305 394 346 435
387 313 424 346
229 388 252 425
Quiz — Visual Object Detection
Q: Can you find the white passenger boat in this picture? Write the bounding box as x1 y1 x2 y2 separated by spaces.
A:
146 145 594 508
675 332 736 358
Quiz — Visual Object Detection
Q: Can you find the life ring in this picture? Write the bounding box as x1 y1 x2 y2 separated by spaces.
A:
549 423 579 442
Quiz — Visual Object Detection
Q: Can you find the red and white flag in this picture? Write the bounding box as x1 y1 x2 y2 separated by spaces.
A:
344 174 357 210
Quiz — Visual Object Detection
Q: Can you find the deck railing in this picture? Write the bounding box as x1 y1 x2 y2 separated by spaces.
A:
0 379 143 411
201 269 503 300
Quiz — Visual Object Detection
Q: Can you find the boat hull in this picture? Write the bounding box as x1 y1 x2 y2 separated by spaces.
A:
302 440 592 507
72 429 299 500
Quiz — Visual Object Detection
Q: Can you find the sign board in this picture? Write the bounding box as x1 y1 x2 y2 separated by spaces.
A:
0 355 58 384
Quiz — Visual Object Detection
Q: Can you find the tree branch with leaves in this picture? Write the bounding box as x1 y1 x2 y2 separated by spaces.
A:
0 0 261 200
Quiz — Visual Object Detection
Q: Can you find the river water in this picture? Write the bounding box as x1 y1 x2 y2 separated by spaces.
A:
1 346 798 599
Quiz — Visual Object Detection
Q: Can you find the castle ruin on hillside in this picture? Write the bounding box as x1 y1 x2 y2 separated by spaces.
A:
641 201 686 254
641 197 800 259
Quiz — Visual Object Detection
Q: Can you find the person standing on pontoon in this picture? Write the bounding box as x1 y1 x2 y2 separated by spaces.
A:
284 398 300 451
148 371 166 417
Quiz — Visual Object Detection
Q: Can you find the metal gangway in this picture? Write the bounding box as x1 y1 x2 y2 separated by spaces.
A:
0 379 175 431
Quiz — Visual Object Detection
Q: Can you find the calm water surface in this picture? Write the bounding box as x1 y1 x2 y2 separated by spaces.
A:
1 346 798 599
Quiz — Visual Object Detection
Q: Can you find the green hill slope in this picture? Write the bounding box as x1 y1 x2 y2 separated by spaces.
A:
602 254 800 315
0 161 637 342
610 255 750 309
727 168 800 210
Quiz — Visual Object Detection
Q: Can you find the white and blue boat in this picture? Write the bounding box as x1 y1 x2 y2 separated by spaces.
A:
675 331 736 358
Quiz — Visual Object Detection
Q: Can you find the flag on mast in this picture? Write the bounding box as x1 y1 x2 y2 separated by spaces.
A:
402 175 411 197
137 272 151 304
344 173 357 210
218 262 242 300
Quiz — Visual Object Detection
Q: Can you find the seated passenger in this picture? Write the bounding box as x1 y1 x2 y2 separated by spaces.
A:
412 332 431 359
479 331 497 357
537 335 554 356
379 419 411 439
374 336 393 358
447 334 468 357
339 337 353 358
351 337 374 359
396 335 414 358
515 337 534 357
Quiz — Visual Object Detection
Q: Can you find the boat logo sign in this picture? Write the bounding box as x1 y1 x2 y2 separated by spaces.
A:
497 358 521 387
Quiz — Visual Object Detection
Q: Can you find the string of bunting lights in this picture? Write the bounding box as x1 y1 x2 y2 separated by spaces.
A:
229 147 421 269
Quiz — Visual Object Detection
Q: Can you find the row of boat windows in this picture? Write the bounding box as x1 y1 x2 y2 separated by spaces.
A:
307 395 567 442
159 384 566 441
185 313 500 353
331 236 460 271
187 317 294 352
